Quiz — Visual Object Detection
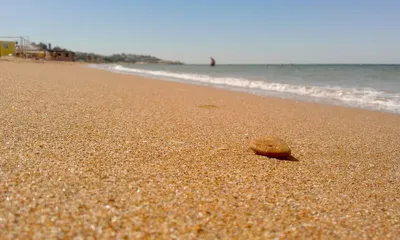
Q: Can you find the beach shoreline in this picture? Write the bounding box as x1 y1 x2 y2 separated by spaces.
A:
1 60 399 239
90 63 400 115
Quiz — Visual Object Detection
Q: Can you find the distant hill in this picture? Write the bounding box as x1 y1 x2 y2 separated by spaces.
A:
74 52 184 65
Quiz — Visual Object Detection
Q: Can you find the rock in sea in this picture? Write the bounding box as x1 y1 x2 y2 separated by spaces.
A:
249 136 291 158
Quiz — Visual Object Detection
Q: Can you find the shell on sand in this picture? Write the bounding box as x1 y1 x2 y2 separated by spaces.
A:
249 136 291 158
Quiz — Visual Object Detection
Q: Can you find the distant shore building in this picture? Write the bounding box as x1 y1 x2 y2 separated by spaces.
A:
0 40 16 56
44 49 74 61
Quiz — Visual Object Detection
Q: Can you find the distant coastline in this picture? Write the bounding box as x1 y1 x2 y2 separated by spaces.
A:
70 52 182 65
74 52 184 65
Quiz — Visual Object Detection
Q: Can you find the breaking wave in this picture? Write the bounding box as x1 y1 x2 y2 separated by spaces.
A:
89 64 400 114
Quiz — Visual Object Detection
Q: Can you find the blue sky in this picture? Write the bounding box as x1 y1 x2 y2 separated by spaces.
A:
2 0 400 64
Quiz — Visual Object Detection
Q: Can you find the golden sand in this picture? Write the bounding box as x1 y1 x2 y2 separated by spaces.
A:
1 60 399 239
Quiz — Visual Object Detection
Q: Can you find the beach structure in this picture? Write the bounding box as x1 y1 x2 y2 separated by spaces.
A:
0 40 16 56
44 49 74 61
0 36 74 61
0 36 44 58
18 46 46 59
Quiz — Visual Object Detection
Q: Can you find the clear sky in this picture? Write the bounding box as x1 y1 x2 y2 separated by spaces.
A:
2 0 400 64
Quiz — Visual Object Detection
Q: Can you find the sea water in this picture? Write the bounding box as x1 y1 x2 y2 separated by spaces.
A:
89 64 400 114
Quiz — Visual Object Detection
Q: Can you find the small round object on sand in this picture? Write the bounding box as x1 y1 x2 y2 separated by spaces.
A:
249 136 291 158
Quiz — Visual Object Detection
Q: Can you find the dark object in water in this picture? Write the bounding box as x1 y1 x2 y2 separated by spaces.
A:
210 57 215 66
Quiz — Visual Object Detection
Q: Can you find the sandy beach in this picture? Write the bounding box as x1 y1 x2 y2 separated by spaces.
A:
1 60 399 239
